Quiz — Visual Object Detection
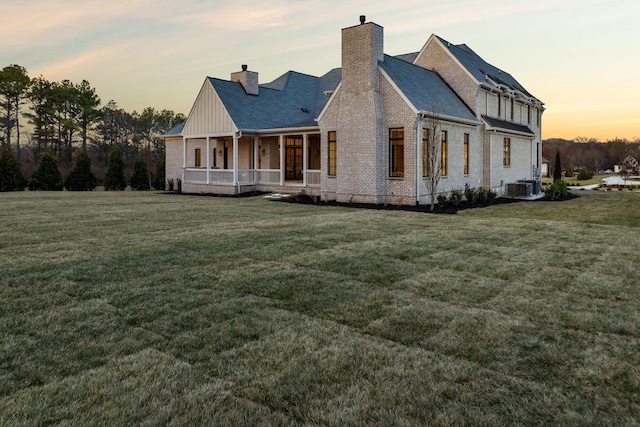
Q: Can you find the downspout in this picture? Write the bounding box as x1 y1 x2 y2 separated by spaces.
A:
415 118 421 205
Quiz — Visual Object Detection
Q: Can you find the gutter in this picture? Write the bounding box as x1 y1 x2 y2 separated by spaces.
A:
417 110 480 127
238 126 320 135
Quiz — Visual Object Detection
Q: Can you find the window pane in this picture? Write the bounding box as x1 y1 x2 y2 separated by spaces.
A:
441 131 447 176
389 128 404 177
463 133 469 175
328 131 336 176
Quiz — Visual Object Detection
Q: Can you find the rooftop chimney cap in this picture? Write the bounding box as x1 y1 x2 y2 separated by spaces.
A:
242 64 248 71
359 15 365 25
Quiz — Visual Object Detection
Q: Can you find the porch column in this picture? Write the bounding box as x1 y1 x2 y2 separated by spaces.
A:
206 136 210 184
253 137 259 170
233 132 239 187
302 133 308 186
279 134 285 186
182 137 187 183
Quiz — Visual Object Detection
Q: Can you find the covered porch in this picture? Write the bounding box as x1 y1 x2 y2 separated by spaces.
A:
181 130 321 195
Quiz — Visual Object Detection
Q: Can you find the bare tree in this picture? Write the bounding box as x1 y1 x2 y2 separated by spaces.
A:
422 112 441 211
620 155 638 189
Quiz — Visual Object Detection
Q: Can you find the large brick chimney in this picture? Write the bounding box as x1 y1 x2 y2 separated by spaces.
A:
336 16 386 204
231 65 259 95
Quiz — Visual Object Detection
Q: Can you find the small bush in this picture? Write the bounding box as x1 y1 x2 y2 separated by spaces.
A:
544 180 569 200
487 188 497 203
176 178 182 193
477 187 489 204
437 192 448 208
28 152 63 191
464 183 478 204
449 189 463 206
577 168 593 181
167 179 174 191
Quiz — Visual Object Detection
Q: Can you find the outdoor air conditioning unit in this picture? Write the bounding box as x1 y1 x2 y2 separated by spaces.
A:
517 179 541 194
506 182 533 198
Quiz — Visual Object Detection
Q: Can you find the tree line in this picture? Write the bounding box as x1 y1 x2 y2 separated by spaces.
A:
542 136 640 177
0 64 185 191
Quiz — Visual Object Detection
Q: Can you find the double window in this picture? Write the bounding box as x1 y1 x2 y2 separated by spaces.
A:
328 131 337 176
389 128 404 177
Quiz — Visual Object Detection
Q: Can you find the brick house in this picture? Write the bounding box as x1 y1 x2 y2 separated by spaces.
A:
164 16 544 204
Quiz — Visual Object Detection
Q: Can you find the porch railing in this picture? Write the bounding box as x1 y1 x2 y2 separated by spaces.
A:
306 170 321 187
209 170 234 183
257 169 281 184
185 168 208 183
185 168 284 186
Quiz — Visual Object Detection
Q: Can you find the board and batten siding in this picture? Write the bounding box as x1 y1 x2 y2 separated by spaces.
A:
183 79 237 136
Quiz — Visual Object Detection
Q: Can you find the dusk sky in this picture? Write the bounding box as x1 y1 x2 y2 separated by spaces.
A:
2 0 639 141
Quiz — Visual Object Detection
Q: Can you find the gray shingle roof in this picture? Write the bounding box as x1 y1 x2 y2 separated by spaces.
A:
162 120 185 137
436 36 538 101
482 115 534 135
379 54 478 122
209 70 340 131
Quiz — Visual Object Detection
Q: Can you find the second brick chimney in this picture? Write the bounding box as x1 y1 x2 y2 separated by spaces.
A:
231 64 259 95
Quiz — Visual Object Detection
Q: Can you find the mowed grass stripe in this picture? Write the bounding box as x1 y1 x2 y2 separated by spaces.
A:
0 190 638 424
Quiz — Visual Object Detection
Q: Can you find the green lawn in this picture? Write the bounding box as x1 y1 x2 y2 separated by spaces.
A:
0 190 638 425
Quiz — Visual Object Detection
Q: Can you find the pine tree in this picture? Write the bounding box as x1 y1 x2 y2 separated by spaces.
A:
553 150 562 181
28 152 63 191
104 147 127 190
130 157 150 191
65 151 97 191
0 147 27 191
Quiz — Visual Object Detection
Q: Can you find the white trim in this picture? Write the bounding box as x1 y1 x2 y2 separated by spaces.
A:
181 132 236 139
315 81 342 122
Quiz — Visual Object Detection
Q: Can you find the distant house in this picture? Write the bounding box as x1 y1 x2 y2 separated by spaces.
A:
541 157 550 177
164 16 544 205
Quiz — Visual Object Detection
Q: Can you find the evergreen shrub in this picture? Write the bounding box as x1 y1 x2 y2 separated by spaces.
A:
65 151 97 191
577 168 593 181
544 180 569 200
154 159 165 190
448 189 463 206
28 152 63 191
104 148 127 191
130 157 150 190
0 148 27 191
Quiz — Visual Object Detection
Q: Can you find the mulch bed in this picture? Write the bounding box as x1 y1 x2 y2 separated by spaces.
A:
274 193 578 214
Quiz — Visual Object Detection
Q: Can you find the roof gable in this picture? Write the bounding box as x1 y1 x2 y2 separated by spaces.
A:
434 35 538 101
183 78 237 135
379 54 477 122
